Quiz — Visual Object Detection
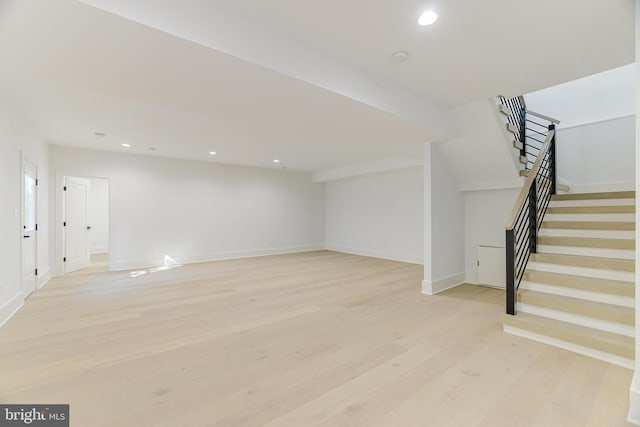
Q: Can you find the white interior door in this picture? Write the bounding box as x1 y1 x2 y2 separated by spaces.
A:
22 160 38 296
477 245 506 289
64 176 91 273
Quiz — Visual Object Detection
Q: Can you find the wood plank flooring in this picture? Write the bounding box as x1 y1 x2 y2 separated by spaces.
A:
0 251 633 426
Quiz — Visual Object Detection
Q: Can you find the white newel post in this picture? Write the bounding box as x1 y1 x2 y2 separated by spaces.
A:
629 1 640 424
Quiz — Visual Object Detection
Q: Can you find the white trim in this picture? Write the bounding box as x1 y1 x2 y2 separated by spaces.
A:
536 245 634 260
21 155 39 297
55 172 112 277
556 181 635 194
629 373 640 425
325 245 422 265
519 280 634 308
503 324 634 369
517 303 635 337
539 228 635 239
90 247 110 254
527 261 635 282
422 273 465 295
558 113 635 131
0 293 24 329
632 4 640 426
37 268 52 290
548 198 635 207
110 245 325 271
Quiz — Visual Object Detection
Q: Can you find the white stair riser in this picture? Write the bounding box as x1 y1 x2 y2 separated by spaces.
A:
527 261 635 282
517 303 635 337
536 245 634 260
519 280 634 308
539 229 635 239
549 199 635 207
544 213 635 222
503 325 634 369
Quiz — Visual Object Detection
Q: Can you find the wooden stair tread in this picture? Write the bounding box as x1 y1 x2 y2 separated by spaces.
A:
517 290 634 325
529 253 635 272
546 205 635 214
537 236 634 250
541 221 635 231
522 270 634 297
551 191 635 201
502 312 634 359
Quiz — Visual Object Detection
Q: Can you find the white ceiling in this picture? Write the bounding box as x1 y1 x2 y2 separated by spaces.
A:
0 0 634 172
216 0 635 107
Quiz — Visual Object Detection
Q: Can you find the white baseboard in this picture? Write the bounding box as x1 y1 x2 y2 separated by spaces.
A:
629 373 640 425
37 268 52 289
325 245 423 265
110 245 325 271
0 293 24 329
422 272 465 295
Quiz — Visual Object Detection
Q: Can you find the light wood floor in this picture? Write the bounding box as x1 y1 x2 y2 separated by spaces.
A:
0 251 633 426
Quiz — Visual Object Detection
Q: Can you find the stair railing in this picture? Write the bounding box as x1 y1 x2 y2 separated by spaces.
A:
505 127 556 314
498 96 560 171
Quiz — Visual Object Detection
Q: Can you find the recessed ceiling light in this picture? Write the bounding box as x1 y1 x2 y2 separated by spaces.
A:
392 51 409 63
273 159 280 163
121 143 131 148
418 10 438 26
209 151 217 155
94 131 106 137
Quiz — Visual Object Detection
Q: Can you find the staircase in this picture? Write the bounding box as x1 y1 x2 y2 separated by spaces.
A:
496 95 635 368
503 191 635 368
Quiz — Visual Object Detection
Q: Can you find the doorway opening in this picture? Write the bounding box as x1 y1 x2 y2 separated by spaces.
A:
63 176 110 274
22 159 38 296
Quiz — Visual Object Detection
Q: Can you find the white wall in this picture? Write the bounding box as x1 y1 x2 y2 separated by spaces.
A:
437 99 522 191
50 146 325 271
556 116 635 192
526 63 635 129
324 167 423 264
526 64 636 192
628 2 640 424
423 143 465 294
86 177 109 254
464 188 519 284
0 93 50 326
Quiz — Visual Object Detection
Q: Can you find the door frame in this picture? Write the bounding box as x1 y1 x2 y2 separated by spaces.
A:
21 157 38 296
55 172 111 275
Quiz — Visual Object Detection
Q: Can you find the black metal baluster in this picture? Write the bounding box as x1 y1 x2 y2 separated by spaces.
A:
506 229 515 315
549 124 556 195
528 179 537 253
